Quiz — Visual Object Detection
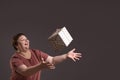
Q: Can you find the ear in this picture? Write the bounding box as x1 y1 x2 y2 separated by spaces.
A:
15 45 19 50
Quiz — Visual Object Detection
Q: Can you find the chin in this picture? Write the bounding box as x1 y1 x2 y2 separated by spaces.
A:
25 47 29 50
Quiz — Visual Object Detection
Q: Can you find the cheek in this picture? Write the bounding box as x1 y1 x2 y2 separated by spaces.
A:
18 42 24 47
27 40 30 43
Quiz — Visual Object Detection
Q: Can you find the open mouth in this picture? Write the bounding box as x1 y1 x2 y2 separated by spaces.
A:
25 43 29 46
25 43 27 45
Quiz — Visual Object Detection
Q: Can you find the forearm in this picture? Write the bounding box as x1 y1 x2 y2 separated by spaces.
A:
53 54 68 64
17 63 44 76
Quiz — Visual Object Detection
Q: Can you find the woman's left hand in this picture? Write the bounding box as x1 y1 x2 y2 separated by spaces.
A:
67 48 82 62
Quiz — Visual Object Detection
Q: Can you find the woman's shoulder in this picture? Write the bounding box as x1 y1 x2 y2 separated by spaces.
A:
11 52 20 58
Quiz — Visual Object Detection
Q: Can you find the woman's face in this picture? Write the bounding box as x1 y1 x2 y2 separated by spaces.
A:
17 35 30 51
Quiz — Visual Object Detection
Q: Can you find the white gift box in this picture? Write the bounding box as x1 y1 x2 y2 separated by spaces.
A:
48 27 73 50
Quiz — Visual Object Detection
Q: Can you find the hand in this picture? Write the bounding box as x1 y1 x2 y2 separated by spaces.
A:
67 48 82 62
40 58 55 69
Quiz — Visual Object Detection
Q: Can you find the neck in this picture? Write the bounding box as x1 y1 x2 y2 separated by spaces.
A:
17 48 29 53
17 49 31 59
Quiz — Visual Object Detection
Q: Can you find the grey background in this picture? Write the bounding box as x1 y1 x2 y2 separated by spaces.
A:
0 0 119 80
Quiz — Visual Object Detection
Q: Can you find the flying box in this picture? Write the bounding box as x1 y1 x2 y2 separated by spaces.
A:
48 27 73 51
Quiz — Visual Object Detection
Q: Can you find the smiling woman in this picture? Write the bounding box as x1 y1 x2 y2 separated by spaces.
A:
9 33 82 80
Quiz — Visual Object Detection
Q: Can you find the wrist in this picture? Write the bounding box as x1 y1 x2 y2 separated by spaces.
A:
65 53 68 59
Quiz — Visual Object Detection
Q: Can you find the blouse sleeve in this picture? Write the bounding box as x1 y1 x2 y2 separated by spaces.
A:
11 57 23 68
32 49 49 61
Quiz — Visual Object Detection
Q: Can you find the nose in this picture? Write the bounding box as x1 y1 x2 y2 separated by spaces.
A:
25 39 29 42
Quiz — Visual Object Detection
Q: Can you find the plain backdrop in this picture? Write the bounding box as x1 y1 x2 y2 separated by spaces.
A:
0 0 119 80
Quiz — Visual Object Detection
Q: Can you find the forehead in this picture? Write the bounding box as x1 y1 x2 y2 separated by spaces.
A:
18 35 27 40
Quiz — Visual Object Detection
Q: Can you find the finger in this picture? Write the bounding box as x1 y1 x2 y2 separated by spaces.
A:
74 57 80 60
47 63 56 69
72 58 76 62
41 57 44 60
75 55 82 59
71 48 76 52
41 58 45 63
47 63 54 66
76 53 82 56
49 65 56 69
75 53 82 55
75 53 82 57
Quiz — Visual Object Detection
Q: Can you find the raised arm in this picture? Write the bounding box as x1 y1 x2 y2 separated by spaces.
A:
46 48 82 65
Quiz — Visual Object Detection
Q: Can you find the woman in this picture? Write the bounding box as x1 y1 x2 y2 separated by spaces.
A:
10 33 82 80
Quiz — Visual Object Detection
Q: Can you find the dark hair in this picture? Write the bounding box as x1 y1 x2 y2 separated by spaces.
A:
12 33 25 50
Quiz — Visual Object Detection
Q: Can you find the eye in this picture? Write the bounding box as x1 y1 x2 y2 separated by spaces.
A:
21 39 25 41
20 39 26 41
